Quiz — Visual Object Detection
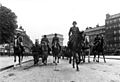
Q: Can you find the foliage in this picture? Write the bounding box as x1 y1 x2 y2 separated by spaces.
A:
0 6 17 44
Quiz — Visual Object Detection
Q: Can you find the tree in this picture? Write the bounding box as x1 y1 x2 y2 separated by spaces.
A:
0 5 18 44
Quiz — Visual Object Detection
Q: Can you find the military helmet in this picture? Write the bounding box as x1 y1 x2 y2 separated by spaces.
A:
72 21 77 25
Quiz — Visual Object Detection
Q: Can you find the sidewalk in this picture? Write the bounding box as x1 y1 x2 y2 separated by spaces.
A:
101 56 120 60
90 55 120 60
0 56 33 71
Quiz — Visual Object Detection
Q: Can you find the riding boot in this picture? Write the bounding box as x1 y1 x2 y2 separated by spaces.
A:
57 60 59 63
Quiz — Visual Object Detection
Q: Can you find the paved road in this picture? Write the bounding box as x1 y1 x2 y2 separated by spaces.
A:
0 56 120 82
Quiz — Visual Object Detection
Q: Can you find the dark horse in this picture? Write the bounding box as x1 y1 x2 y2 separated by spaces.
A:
52 41 61 65
68 31 84 71
41 41 49 65
14 37 24 66
92 38 106 63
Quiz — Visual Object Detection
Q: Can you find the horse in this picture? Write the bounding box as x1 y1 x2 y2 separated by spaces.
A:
81 35 91 63
62 46 73 63
52 41 61 65
41 41 49 65
68 31 84 71
13 37 24 66
92 38 106 63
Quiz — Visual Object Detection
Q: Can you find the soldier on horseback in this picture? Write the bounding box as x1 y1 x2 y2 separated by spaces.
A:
52 33 61 64
41 35 51 55
68 21 80 50
52 33 59 45
13 33 24 66
68 21 80 71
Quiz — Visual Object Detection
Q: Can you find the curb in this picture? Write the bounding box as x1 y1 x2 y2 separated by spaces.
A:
90 56 120 60
0 59 33 72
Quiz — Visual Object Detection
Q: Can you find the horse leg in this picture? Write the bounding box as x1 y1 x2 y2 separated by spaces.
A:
102 51 106 63
93 52 96 62
57 54 59 63
88 49 90 63
18 53 21 66
78 52 81 64
83 51 86 63
97 52 100 63
53 53 55 63
72 52 75 68
55 55 57 65
14 54 16 62
21 51 24 61
76 53 79 71
69 56 72 64
73 57 75 68
13 52 17 68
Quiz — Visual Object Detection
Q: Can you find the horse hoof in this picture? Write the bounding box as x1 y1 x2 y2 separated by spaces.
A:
14 60 16 62
55 63 57 65
96 60 99 63
76 69 79 71
44 63 47 65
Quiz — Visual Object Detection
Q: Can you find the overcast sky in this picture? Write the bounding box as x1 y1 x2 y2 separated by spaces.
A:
1 0 120 45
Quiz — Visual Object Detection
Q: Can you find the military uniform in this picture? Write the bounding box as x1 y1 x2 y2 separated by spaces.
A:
31 44 41 65
41 37 51 55
52 36 59 45
68 26 80 50
41 37 49 44
52 36 61 57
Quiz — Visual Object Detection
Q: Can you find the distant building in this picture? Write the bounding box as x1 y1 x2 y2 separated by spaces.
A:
84 25 105 44
41 33 64 47
105 13 120 53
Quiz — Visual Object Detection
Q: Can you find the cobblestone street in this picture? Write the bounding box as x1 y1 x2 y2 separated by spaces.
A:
0 56 120 82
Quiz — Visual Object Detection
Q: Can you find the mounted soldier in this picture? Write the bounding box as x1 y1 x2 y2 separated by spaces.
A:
68 21 81 71
41 35 51 55
52 33 61 64
13 33 24 66
68 21 80 50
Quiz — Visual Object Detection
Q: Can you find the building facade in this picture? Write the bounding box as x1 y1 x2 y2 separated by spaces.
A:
42 33 64 47
105 13 120 53
84 25 105 44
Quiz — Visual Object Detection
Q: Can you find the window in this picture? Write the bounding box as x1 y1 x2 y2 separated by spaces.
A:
114 31 117 34
119 18 120 21
119 30 120 34
119 36 120 40
110 44 112 47
114 37 117 40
